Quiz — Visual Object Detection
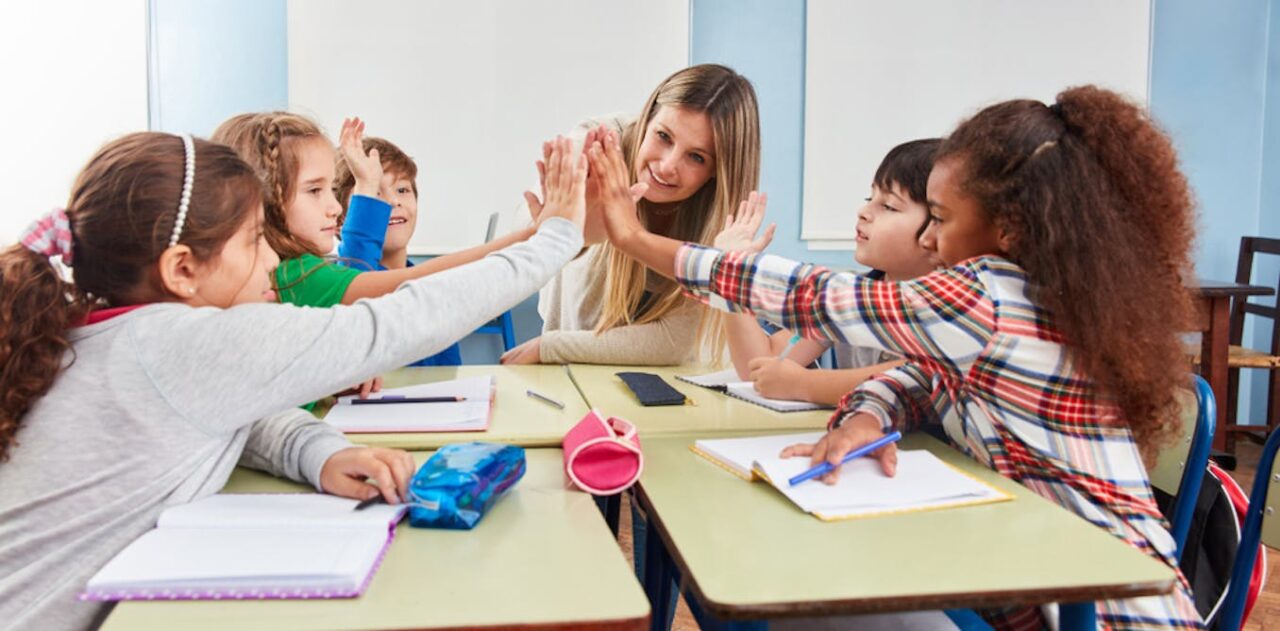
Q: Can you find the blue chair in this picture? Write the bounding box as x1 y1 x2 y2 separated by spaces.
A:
471 212 516 352
473 311 516 352
1165 375 1216 560
1218 419 1279 628
934 375 1216 631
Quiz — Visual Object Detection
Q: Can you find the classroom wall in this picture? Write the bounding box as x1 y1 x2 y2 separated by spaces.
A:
145 1 1280 384
1 1 149 244
690 0 852 268
1251 0 1280 423
148 0 288 135
1150 0 1276 425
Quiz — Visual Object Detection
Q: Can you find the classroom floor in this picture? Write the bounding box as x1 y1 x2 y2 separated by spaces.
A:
1229 441 1280 631
615 501 700 630
615 443 1280 630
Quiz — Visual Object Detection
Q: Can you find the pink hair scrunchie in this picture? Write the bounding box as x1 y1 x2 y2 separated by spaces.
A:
20 207 74 265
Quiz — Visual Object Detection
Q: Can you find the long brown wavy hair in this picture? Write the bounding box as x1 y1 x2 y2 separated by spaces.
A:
937 85 1196 456
0 133 262 460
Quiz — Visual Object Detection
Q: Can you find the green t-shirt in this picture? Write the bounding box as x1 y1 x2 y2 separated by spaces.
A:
274 253 362 308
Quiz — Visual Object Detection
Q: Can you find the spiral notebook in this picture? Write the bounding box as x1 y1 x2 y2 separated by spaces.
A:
692 433 1011 521
81 494 406 602
675 370 832 412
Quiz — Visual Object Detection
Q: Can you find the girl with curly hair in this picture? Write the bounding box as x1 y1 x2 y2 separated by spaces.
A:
593 85 1202 629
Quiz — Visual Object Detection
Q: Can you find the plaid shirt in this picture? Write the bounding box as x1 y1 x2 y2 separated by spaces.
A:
676 244 1202 631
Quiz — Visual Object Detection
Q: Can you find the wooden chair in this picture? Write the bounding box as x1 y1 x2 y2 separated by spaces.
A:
1213 237 1280 452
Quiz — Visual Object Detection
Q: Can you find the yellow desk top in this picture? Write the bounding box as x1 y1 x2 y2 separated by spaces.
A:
318 365 590 450
638 432 1178 619
103 449 649 631
566 364 832 437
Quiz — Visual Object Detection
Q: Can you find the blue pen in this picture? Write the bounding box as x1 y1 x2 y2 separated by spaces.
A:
777 333 802 361
788 431 903 487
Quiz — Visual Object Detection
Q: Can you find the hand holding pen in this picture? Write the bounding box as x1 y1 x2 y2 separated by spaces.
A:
780 413 899 485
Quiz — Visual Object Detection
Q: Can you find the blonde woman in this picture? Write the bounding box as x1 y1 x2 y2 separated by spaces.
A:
500 64 761 366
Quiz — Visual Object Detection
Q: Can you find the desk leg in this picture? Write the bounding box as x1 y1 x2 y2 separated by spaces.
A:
605 493 621 536
643 513 676 631
1201 296 1231 451
1059 602 1097 631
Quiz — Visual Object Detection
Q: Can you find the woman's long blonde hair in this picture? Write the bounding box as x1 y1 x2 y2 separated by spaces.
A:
594 64 761 359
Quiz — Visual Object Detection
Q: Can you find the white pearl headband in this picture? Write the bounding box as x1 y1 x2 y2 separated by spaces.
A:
169 134 195 247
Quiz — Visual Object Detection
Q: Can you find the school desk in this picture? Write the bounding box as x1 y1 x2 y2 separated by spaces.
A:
564 364 832 436
634 432 1178 631
1193 279 1274 451
102 449 650 631
314 365 591 450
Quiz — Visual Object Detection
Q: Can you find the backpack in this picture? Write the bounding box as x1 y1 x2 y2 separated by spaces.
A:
1155 461 1267 628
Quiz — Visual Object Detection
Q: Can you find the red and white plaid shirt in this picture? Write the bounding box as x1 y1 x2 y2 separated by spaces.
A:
676 244 1202 631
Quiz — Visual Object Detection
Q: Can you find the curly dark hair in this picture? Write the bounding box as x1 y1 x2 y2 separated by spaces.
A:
937 85 1196 457
0 133 261 460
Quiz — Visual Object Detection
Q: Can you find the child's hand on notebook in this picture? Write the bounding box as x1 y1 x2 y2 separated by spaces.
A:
321 447 416 504
337 375 383 399
746 356 808 400
780 414 897 485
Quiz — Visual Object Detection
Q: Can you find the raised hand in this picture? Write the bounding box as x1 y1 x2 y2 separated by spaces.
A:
712 191 776 253
586 128 649 243
339 117 384 199
532 136 588 230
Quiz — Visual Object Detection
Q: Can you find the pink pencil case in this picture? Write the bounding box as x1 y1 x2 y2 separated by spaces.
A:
562 410 643 495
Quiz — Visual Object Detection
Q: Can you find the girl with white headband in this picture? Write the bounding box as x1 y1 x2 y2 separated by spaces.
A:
0 132 588 630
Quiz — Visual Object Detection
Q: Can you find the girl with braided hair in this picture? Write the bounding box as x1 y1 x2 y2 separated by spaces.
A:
0 132 588 630
212 112 544 309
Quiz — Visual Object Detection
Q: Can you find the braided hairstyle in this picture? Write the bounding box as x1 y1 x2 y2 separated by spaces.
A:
211 112 329 260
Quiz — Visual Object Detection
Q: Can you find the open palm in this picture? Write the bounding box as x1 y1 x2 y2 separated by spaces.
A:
713 191 775 253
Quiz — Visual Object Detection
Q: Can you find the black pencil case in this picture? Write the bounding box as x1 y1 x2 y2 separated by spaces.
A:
615 372 688 406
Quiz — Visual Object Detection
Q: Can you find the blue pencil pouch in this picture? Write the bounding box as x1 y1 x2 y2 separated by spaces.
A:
406 442 526 530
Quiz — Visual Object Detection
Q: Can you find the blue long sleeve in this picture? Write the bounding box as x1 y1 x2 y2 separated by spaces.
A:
338 194 393 271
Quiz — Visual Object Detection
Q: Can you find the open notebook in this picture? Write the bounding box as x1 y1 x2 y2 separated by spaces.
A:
324 375 494 433
82 494 406 601
692 433 1011 521
676 369 833 412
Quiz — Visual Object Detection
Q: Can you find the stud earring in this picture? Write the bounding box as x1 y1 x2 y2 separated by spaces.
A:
188 287 197 295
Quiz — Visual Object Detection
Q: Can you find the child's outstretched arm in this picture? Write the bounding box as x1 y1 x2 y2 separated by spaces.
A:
748 359 903 405
133 139 586 436
335 138 592 304
338 226 538 304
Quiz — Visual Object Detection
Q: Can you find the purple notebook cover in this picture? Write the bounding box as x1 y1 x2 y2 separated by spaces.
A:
79 503 405 602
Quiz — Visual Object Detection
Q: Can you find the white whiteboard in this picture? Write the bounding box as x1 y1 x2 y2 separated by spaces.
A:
802 0 1151 244
0 1 149 244
288 0 689 254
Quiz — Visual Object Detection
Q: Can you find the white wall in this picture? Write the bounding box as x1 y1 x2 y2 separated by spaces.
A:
802 0 1151 247
287 0 690 254
0 0 150 244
